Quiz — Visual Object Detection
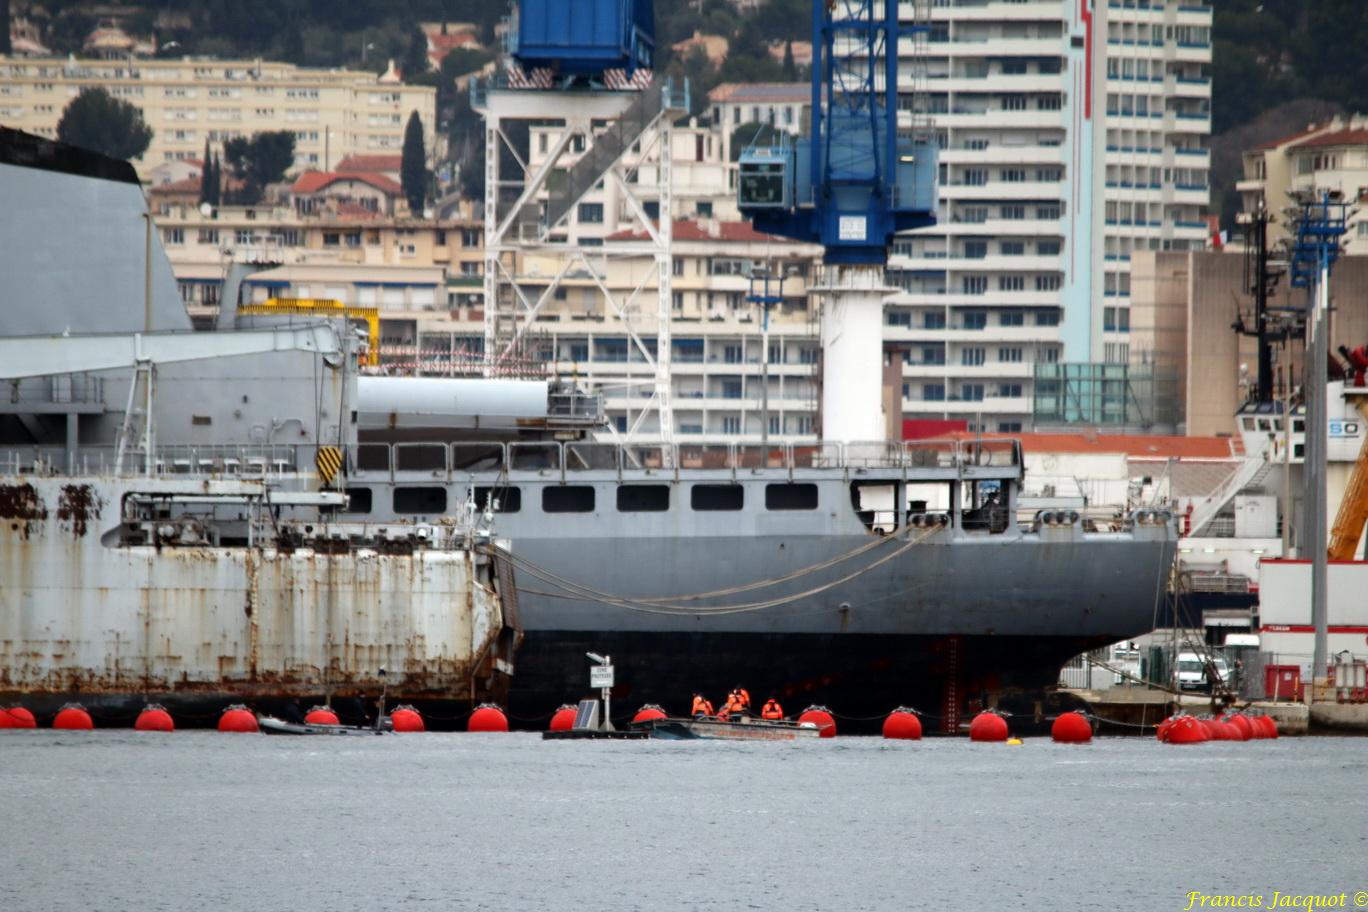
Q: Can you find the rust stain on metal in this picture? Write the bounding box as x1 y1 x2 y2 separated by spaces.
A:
0 482 46 538
56 484 101 538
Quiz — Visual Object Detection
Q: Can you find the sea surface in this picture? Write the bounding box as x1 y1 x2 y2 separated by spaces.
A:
0 731 1364 911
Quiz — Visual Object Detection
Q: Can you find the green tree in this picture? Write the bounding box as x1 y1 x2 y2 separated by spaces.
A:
401 25 429 79
210 152 223 206
224 130 296 203
782 41 796 81
199 140 213 205
1 0 11 55
401 110 428 216
56 88 154 162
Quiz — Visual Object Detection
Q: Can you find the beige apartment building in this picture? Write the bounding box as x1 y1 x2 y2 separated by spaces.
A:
0 56 437 176
1238 115 1368 253
1129 250 1368 437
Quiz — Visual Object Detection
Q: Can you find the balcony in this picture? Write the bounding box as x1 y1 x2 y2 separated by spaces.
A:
940 180 1063 201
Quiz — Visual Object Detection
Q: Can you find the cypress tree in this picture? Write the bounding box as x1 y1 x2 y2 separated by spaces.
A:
401 110 427 217
199 139 212 204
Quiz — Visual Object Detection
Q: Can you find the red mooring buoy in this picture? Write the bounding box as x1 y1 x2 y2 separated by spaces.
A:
134 705 175 732
1051 711 1093 743
1156 716 1176 742
1257 715 1279 739
390 705 425 733
969 711 1009 742
797 706 837 738
0 709 13 730
1162 715 1209 744
632 704 668 725
882 708 923 740
1225 714 1253 741
3 707 36 729
304 706 341 726
217 705 259 733
468 704 509 733
53 704 94 731
549 705 577 732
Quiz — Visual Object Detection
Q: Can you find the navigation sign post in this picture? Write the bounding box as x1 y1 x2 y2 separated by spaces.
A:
586 652 614 731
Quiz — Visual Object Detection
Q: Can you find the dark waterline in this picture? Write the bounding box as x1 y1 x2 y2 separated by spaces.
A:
1 732 1364 911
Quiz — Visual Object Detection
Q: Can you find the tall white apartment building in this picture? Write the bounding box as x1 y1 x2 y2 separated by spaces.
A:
887 0 1211 433
0 56 437 177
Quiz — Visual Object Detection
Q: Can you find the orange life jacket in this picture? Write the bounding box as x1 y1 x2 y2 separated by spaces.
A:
738 688 751 708
761 701 783 720
691 696 709 716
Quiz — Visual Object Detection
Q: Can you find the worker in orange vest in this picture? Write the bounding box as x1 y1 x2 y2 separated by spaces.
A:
760 698 784 721
718 690 747 721
690 693 713 718
734 686 751 711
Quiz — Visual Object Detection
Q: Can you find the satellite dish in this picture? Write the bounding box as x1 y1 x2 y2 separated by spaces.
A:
423 207 435 220
199 201 213 217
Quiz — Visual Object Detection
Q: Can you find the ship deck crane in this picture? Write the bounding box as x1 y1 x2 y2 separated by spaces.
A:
738 0 937 442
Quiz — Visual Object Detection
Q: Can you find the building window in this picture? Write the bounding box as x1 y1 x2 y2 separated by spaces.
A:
472 486 521 513
1036 310 1060 326
961 347 985 366
965 240 988 259
999 346 1023 361
617 484 670 512
577 203 603 223
1001 241 1024 256
923 312 946 329
544 486 596 513
963 313 987 330
1038 240 1061 256
962 276 987 295
1000 276 1025 292
961 383 985 402
691 484 744 511
998 422 1023 433
1036 275 1061 292
163 228 184 245
765 483 818 511
722 415 741 434
924 383 945 401
393 487 447 514
1002 168 1026 182
999 383 1023 397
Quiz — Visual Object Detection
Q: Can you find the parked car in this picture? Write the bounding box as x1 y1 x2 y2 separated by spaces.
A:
1176 652 1232 691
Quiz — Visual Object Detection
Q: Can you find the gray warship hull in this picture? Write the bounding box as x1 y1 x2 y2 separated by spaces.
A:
338 437 1178 728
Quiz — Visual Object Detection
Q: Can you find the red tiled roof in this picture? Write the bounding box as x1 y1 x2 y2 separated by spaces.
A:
708 82 809 104
606 218 793 244
335 154 402 173
292 170 403 195
938 431 1242 460
150 176 202 194
1291 127 1368 150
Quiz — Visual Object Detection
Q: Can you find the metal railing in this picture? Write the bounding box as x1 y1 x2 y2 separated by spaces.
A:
0 444 310 478
4 437 1024 481
350 437 1021 480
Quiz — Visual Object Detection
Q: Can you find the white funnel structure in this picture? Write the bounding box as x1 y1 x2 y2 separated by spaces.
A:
818 265 892 443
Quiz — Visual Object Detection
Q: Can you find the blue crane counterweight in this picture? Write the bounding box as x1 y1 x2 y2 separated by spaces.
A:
512 0 655 77
737 0 937 265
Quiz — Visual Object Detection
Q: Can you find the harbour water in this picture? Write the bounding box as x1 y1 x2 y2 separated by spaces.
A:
1 732 1364 911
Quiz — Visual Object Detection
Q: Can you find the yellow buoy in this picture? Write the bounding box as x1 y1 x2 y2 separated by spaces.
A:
1006 737 1024 745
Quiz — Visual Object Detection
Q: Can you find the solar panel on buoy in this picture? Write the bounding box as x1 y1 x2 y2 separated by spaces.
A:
572 699 600 731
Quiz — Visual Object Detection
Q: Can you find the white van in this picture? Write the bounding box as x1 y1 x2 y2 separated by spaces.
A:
1176 652 1232 691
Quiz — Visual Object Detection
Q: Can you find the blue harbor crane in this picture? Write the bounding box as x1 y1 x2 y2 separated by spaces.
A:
737 0 938 441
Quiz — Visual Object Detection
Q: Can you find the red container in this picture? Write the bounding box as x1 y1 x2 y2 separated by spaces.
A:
1264 665 1301 701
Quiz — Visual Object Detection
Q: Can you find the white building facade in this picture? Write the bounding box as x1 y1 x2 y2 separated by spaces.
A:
887 0 1211 433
